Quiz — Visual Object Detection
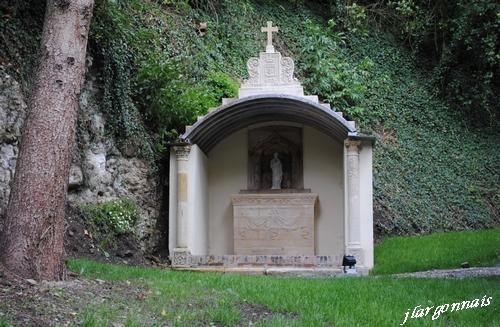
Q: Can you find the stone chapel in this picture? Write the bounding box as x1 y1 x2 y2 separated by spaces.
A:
168 22 374 274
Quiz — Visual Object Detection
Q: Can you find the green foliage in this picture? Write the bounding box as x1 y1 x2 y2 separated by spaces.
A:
81 199 139 238
134 57 207 134
133 59 237 128
0 318 12 327
160 0 190 12
348 33 500 235
89 0 157 162
205 71 239 100
344 2 369 36
375 0 499 127
295 19 373 121
0 0 45 90
433 0 500 126
373 228 500 275
133 56 238 152
90 0 240 155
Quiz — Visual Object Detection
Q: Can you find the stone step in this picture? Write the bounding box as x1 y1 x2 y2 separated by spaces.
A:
173 266 348 277
304 95 319 103
320 102 331 110
174 254 343 268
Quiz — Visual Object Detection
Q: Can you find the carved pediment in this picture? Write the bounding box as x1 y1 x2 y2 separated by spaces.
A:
238 21 304 98
244 53 299 86
239 51 304 98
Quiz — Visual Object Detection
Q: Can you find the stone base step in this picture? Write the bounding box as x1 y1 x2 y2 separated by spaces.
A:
174 254 343 268
173 266 352 277
170 254 370 276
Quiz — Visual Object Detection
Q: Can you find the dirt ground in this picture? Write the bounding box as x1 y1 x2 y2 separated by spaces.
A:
0 273 149 326
64 205 154 267
0 206 155 326
0 270 290 327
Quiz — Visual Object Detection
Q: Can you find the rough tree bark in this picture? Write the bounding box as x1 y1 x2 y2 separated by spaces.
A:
0 0 94 280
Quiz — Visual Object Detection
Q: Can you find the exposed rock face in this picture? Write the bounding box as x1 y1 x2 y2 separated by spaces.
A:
0 69 27 220
0 68 162 252
68 165 84 189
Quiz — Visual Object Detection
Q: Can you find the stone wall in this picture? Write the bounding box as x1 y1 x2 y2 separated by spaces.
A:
0 68 163 253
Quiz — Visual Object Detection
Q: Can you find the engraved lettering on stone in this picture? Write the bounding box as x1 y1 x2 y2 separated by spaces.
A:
300 226 310 239
263 56 278 84
232 193 317 255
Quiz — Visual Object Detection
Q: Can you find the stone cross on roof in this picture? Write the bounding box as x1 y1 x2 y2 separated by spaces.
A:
237 20 310 99
261 21 278 53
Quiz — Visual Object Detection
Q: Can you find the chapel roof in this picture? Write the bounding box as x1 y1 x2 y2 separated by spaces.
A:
182 94 357 153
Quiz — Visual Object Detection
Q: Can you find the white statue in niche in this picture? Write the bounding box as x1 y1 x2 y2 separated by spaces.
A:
270 152 282 190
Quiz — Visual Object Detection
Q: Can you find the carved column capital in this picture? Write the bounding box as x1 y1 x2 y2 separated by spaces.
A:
172 145 191 161
345 139 361 154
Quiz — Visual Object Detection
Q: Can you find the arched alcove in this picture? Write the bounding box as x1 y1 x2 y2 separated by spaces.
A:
181 94 357 153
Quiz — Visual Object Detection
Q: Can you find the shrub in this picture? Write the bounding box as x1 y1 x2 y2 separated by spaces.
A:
205 71 238 100
81 199 139 237
134 55 239 151
298 19 372 122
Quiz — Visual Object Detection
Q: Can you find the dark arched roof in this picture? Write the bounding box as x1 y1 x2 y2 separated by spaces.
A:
181 94 357 153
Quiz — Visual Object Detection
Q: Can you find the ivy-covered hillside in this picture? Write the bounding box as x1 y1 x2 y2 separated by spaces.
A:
1 0 498 237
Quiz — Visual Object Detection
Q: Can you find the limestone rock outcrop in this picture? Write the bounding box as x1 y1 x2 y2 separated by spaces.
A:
0 68 162 253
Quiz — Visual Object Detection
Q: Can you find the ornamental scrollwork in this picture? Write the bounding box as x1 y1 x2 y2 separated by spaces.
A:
246 58 260 84
280 57 295 83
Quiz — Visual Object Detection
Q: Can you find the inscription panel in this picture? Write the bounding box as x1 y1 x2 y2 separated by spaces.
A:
231 193 317 255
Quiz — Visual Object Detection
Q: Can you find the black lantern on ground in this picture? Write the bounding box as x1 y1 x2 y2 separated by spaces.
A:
342 255 356 273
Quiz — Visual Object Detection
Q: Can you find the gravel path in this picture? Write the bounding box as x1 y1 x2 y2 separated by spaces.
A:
394 267 500 279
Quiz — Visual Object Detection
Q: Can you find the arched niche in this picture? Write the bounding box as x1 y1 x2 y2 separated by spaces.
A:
247 125 303 190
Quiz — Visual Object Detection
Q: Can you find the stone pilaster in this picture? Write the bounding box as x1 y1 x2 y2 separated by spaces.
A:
168 150 177 254
345 139 363 264
172 145 191 249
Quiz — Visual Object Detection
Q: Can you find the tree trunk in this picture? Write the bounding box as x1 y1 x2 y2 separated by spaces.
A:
0 0 94 280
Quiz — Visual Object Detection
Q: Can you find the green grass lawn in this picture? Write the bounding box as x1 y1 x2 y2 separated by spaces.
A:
3 229 498 326
372 228 500 275
67 259 498 327
63 228 500 326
